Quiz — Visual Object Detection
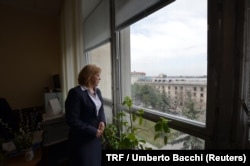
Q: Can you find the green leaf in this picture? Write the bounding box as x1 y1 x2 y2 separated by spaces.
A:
164 136 168 144
128 133 136 140
132 114 136 122
118 112 126 117
139 139 146 144
154 133 161 140
139 117 143 125
163 125 170 133
122 96 133 109
123 122 128 126
145 147 153 150
154 122 162 131
137 109 144 115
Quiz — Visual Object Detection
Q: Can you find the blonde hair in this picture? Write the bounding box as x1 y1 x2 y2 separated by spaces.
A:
78 64 101 86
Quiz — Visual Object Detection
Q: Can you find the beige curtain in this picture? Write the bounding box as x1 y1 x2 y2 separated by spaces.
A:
60 0 85 100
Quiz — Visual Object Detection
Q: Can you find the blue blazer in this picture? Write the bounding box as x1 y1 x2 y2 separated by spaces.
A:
65 86 106 166
65 85 106 142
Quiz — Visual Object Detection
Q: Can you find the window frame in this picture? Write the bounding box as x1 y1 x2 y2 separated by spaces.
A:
83 0 248 149
243 0 250 148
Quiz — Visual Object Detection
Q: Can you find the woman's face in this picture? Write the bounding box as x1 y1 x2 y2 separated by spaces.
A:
91 72 101 87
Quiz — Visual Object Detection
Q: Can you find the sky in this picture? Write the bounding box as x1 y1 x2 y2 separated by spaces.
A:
130 0 207 77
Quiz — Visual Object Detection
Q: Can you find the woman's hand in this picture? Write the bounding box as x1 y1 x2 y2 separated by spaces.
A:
96 122 105 138
96 129 103 138
98 122 105 132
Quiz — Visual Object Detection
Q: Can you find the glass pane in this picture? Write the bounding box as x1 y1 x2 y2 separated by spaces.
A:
87 42 112 100
130 0 207 123
124 114 205 149
104 104 113 124
162 130 205 150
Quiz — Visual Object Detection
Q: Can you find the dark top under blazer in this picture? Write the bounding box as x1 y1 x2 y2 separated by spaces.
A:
65 85 106 166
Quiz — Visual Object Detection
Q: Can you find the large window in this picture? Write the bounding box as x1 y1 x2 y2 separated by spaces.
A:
86 42 112 100
117 0 207 149
82 0 248 149
86 42 113 124
128 0 207 124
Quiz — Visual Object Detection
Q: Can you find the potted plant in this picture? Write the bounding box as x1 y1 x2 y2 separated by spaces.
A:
0 110 43 161
102 96 170 150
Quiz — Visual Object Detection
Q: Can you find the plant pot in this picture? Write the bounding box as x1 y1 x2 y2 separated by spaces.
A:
23 147 34 161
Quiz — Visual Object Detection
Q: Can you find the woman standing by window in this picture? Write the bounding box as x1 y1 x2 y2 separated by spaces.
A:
65 64 106 166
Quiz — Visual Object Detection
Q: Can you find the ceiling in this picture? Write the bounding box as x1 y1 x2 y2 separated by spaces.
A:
0 0 101 18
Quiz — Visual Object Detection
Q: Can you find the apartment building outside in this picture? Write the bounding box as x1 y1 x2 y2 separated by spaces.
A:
131 72 207 123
